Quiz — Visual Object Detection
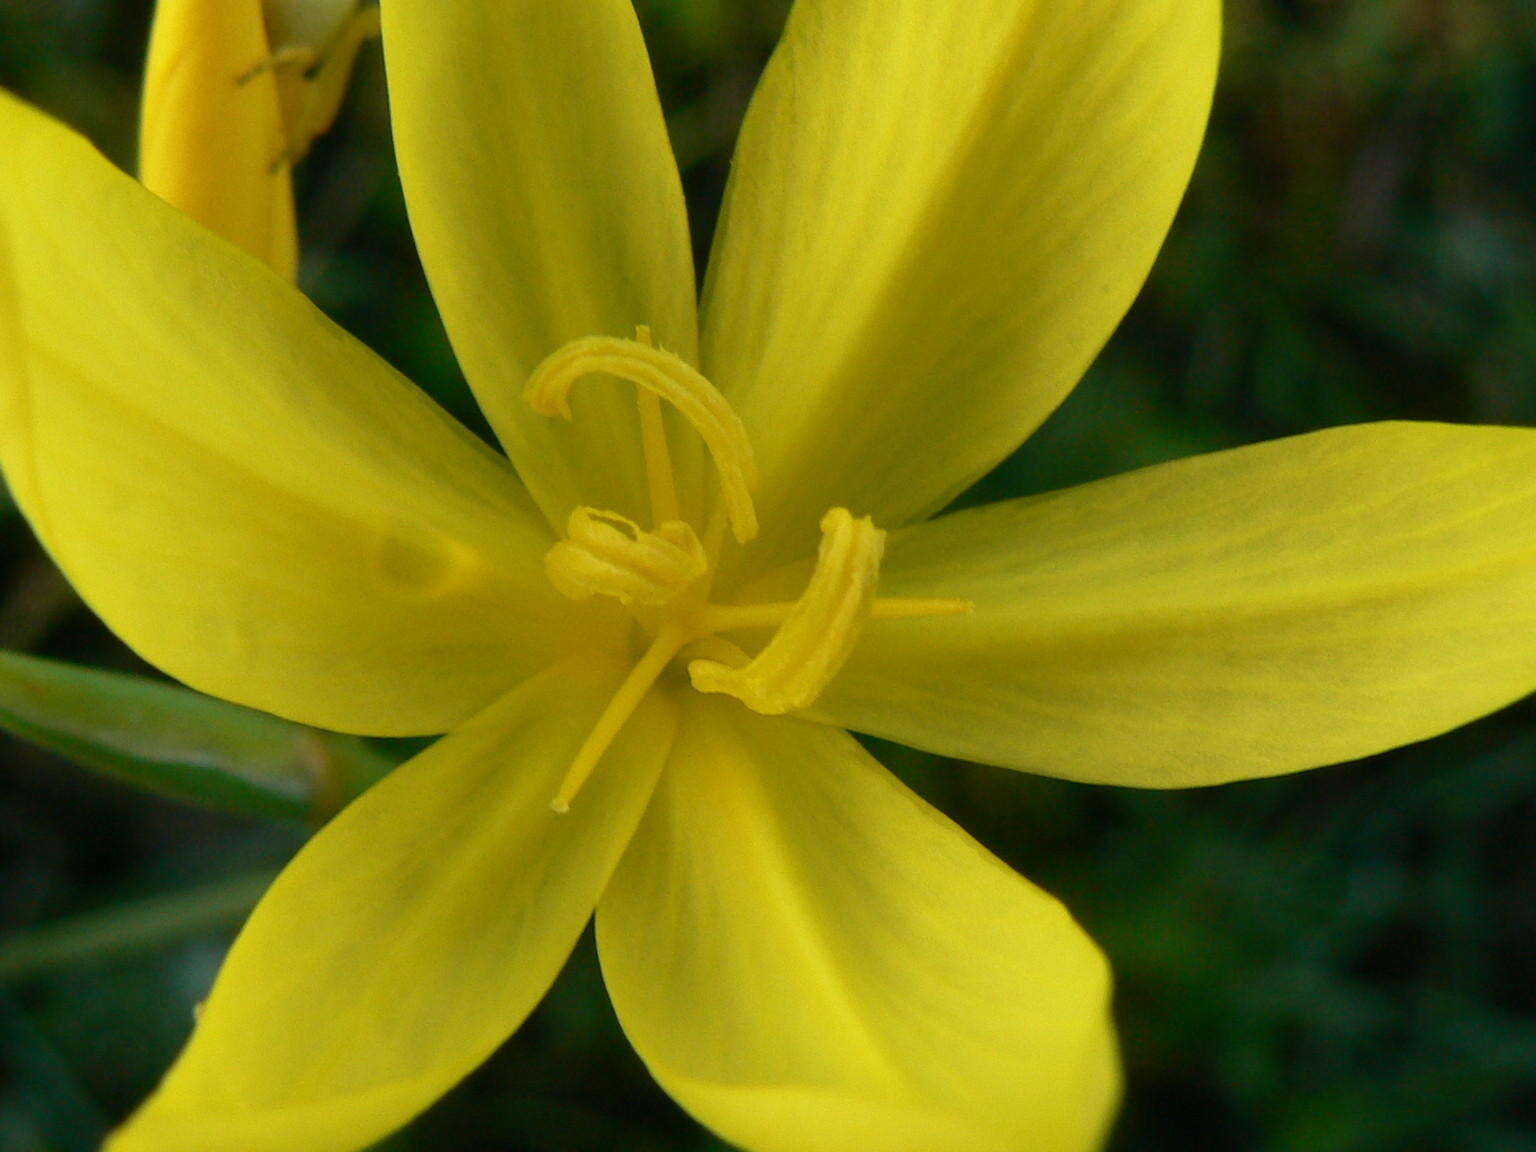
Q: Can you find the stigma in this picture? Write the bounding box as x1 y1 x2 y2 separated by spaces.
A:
528 329 972 812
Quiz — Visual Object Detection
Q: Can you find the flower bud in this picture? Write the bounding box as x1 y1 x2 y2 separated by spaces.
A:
138 0 379 281
139 0 298 278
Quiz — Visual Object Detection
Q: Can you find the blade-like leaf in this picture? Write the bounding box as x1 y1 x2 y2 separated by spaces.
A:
0 652 394 822
0 871 275 983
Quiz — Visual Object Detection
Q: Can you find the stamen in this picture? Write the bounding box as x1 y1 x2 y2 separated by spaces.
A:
552 626 692 813
703 596 973 633
689 508 884 715
545 508 706 607
525 332 759 542
681 634 753 669
632 326 679 526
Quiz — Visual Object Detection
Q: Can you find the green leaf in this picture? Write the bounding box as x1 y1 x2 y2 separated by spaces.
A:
0 652 394 822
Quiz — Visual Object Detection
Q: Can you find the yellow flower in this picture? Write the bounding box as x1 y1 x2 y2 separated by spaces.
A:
1 2 1534 1151
138 0 379 278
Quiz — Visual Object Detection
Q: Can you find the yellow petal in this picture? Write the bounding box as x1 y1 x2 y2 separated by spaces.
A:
813 423 1536 787
108 658 675 1152
597 695 1117 1152
0 93 599 736
139 0 299 278
382 0 699 527
703 0 1219 571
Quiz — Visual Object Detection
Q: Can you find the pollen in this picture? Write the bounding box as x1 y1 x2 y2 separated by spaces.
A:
529 331 972 812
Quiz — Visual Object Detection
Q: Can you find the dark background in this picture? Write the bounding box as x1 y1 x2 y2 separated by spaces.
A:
1 1 1534 1149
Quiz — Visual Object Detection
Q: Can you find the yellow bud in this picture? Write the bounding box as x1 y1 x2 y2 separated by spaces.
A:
139 0 298 278
138 0 380 281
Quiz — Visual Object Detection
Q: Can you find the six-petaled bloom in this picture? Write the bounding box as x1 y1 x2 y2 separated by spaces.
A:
2 2 1536 1152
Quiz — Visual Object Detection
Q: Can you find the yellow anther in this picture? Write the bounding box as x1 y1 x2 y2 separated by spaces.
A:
545 508 707 607
525 333 760 543
689 508 884 715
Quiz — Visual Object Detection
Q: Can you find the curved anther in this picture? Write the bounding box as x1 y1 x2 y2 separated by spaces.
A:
689 508 884 715
525 334 760 542
545 508 707 607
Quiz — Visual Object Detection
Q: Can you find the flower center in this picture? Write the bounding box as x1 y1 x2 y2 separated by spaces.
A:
525 328 970 812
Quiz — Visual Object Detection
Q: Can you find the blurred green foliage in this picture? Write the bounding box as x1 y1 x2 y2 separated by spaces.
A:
0 653 392 824
1 1 1534 1149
